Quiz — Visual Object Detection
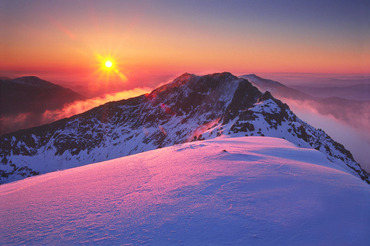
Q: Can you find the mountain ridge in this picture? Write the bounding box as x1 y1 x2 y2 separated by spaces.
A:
0 72 368 184
241 73 370 172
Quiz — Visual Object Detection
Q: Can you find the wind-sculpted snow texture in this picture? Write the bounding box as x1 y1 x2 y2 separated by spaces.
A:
1 137 370 245
0 72 368 183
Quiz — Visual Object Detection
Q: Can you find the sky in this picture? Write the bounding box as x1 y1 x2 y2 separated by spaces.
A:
1 0 370 96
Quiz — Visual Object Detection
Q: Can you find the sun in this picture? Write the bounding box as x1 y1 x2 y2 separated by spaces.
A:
94 53 127 82
105 60 113 68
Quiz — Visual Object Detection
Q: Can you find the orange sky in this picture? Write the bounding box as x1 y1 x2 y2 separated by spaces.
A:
1 0 369 96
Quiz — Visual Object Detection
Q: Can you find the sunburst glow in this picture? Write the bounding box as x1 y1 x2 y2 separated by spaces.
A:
105 60 113 68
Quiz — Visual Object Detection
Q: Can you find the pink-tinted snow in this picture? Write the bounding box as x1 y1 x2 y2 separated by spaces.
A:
1 137 369 245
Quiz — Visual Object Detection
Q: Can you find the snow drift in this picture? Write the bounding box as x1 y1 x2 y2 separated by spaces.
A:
1 137 369 245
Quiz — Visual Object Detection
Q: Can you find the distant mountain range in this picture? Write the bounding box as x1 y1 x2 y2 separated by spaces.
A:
1 72 368 184
0 76 85 134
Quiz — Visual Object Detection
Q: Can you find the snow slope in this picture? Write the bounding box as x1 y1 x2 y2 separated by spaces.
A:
1 136 369 245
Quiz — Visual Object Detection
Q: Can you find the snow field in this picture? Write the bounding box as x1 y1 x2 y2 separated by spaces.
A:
1 136 369 245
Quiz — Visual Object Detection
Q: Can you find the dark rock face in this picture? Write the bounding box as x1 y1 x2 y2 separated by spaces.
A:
1 72 368 184
223 80 262 124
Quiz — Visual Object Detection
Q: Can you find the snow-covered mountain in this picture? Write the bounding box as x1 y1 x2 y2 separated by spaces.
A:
1 137 369 245
0 72 368 184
